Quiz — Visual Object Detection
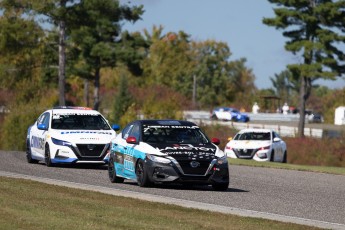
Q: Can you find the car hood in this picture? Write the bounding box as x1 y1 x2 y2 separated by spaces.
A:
148 143 219 160
229 140 271 149
50 129 116 144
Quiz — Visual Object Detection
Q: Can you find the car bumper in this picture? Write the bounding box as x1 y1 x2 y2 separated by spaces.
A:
49 143 110 164
144 159 229 185
225 149 270 161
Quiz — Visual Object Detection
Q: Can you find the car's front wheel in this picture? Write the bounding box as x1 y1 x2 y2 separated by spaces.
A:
45 144 54 167
108 155 124 183
210 114 218 120
135 159 152 187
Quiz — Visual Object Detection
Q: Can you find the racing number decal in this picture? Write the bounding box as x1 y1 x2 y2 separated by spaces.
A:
31 136 45 150
124 147 135 171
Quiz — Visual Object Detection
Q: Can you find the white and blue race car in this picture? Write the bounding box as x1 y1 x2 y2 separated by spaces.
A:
108 120 229 190
26 106 119 166
211 107 250 122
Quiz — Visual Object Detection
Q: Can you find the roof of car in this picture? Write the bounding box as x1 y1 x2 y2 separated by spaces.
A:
136 119 198 127
50 106 100 114
238 128 273 133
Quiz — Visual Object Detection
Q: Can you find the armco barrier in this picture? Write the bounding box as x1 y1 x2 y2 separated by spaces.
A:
187 118 323 138
183 111 324 138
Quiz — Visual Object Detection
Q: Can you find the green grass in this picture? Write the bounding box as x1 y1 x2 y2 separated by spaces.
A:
229 158 345 175
0 177 322 230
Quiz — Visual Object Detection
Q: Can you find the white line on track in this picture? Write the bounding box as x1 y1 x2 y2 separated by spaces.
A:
1 171 344 230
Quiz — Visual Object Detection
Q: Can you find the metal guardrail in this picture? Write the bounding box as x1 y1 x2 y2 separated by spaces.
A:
183 111 324 138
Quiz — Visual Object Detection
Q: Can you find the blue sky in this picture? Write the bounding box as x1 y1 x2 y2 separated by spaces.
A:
120 0 345 89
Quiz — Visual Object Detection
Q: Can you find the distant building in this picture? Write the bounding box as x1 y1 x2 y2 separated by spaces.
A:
334 106 345 125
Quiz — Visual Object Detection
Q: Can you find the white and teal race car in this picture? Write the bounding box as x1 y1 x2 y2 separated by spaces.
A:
108 120 229 190
26 106 119 166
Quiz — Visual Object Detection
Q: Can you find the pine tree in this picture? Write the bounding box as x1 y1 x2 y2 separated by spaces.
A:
112 73 133 125
263 0 345 137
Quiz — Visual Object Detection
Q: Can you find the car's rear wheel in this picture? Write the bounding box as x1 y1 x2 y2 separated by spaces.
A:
212 182 229 191
282 151 287 163
108 155 124 183
26 143 38 164
45 144 54 167
136 159 152 187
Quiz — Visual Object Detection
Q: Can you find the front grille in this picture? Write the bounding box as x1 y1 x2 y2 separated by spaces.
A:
176 159 211 175
74 144 108 161
234 148 256 159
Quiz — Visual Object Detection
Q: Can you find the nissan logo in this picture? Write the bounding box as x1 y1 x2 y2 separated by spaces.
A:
190 161 200 168
87 144 95 151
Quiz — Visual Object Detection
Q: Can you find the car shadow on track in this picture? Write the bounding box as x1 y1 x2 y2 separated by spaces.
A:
124 181 248 193
37 163 108 170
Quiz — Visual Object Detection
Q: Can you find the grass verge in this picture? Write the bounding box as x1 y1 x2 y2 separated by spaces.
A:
229 158 345 175
0 177 321 230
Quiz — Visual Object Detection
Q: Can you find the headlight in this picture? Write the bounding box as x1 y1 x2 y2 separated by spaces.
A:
260 146 270 150
146 154 171 164
51 137 72 147
217 155 228 164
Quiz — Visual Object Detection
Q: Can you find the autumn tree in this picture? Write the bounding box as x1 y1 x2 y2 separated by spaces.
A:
68 0 143 110
263 0 345 137
141 26 194 93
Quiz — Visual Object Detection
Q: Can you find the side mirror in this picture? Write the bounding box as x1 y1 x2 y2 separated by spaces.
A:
126 136 137 144
112 124 120 131
37 124 48 130
211 138 220 146
273 137 281 142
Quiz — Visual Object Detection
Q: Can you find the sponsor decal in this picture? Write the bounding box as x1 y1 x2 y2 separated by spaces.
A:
143 125 199 132
60 131 112 135
80 137 100 140
31 136 45 149
53 113 98 118
158 144 216 153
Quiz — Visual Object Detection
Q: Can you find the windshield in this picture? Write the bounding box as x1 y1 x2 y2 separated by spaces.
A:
142 125 209 144
51 114 111 130
234 132 271 141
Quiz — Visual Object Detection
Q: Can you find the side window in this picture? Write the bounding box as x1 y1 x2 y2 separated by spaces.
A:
129 124 140 140
37 112 50 127
37 114 45 124
42 113 50 127
122 124 133 139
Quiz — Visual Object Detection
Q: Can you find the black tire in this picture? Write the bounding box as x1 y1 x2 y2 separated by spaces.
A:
270 151 275 162
282 151 287 163
45 144 54 167
212 182 229 191
26 143 38 164
135 159 152 187
108 155 124 183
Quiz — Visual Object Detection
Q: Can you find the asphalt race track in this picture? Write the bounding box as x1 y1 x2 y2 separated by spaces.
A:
1 151 344 229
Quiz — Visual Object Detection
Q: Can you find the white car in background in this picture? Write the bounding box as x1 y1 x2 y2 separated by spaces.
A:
26 106 119 166
224 128 287 163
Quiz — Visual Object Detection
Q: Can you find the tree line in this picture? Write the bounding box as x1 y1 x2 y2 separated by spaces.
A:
0 0 344 150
